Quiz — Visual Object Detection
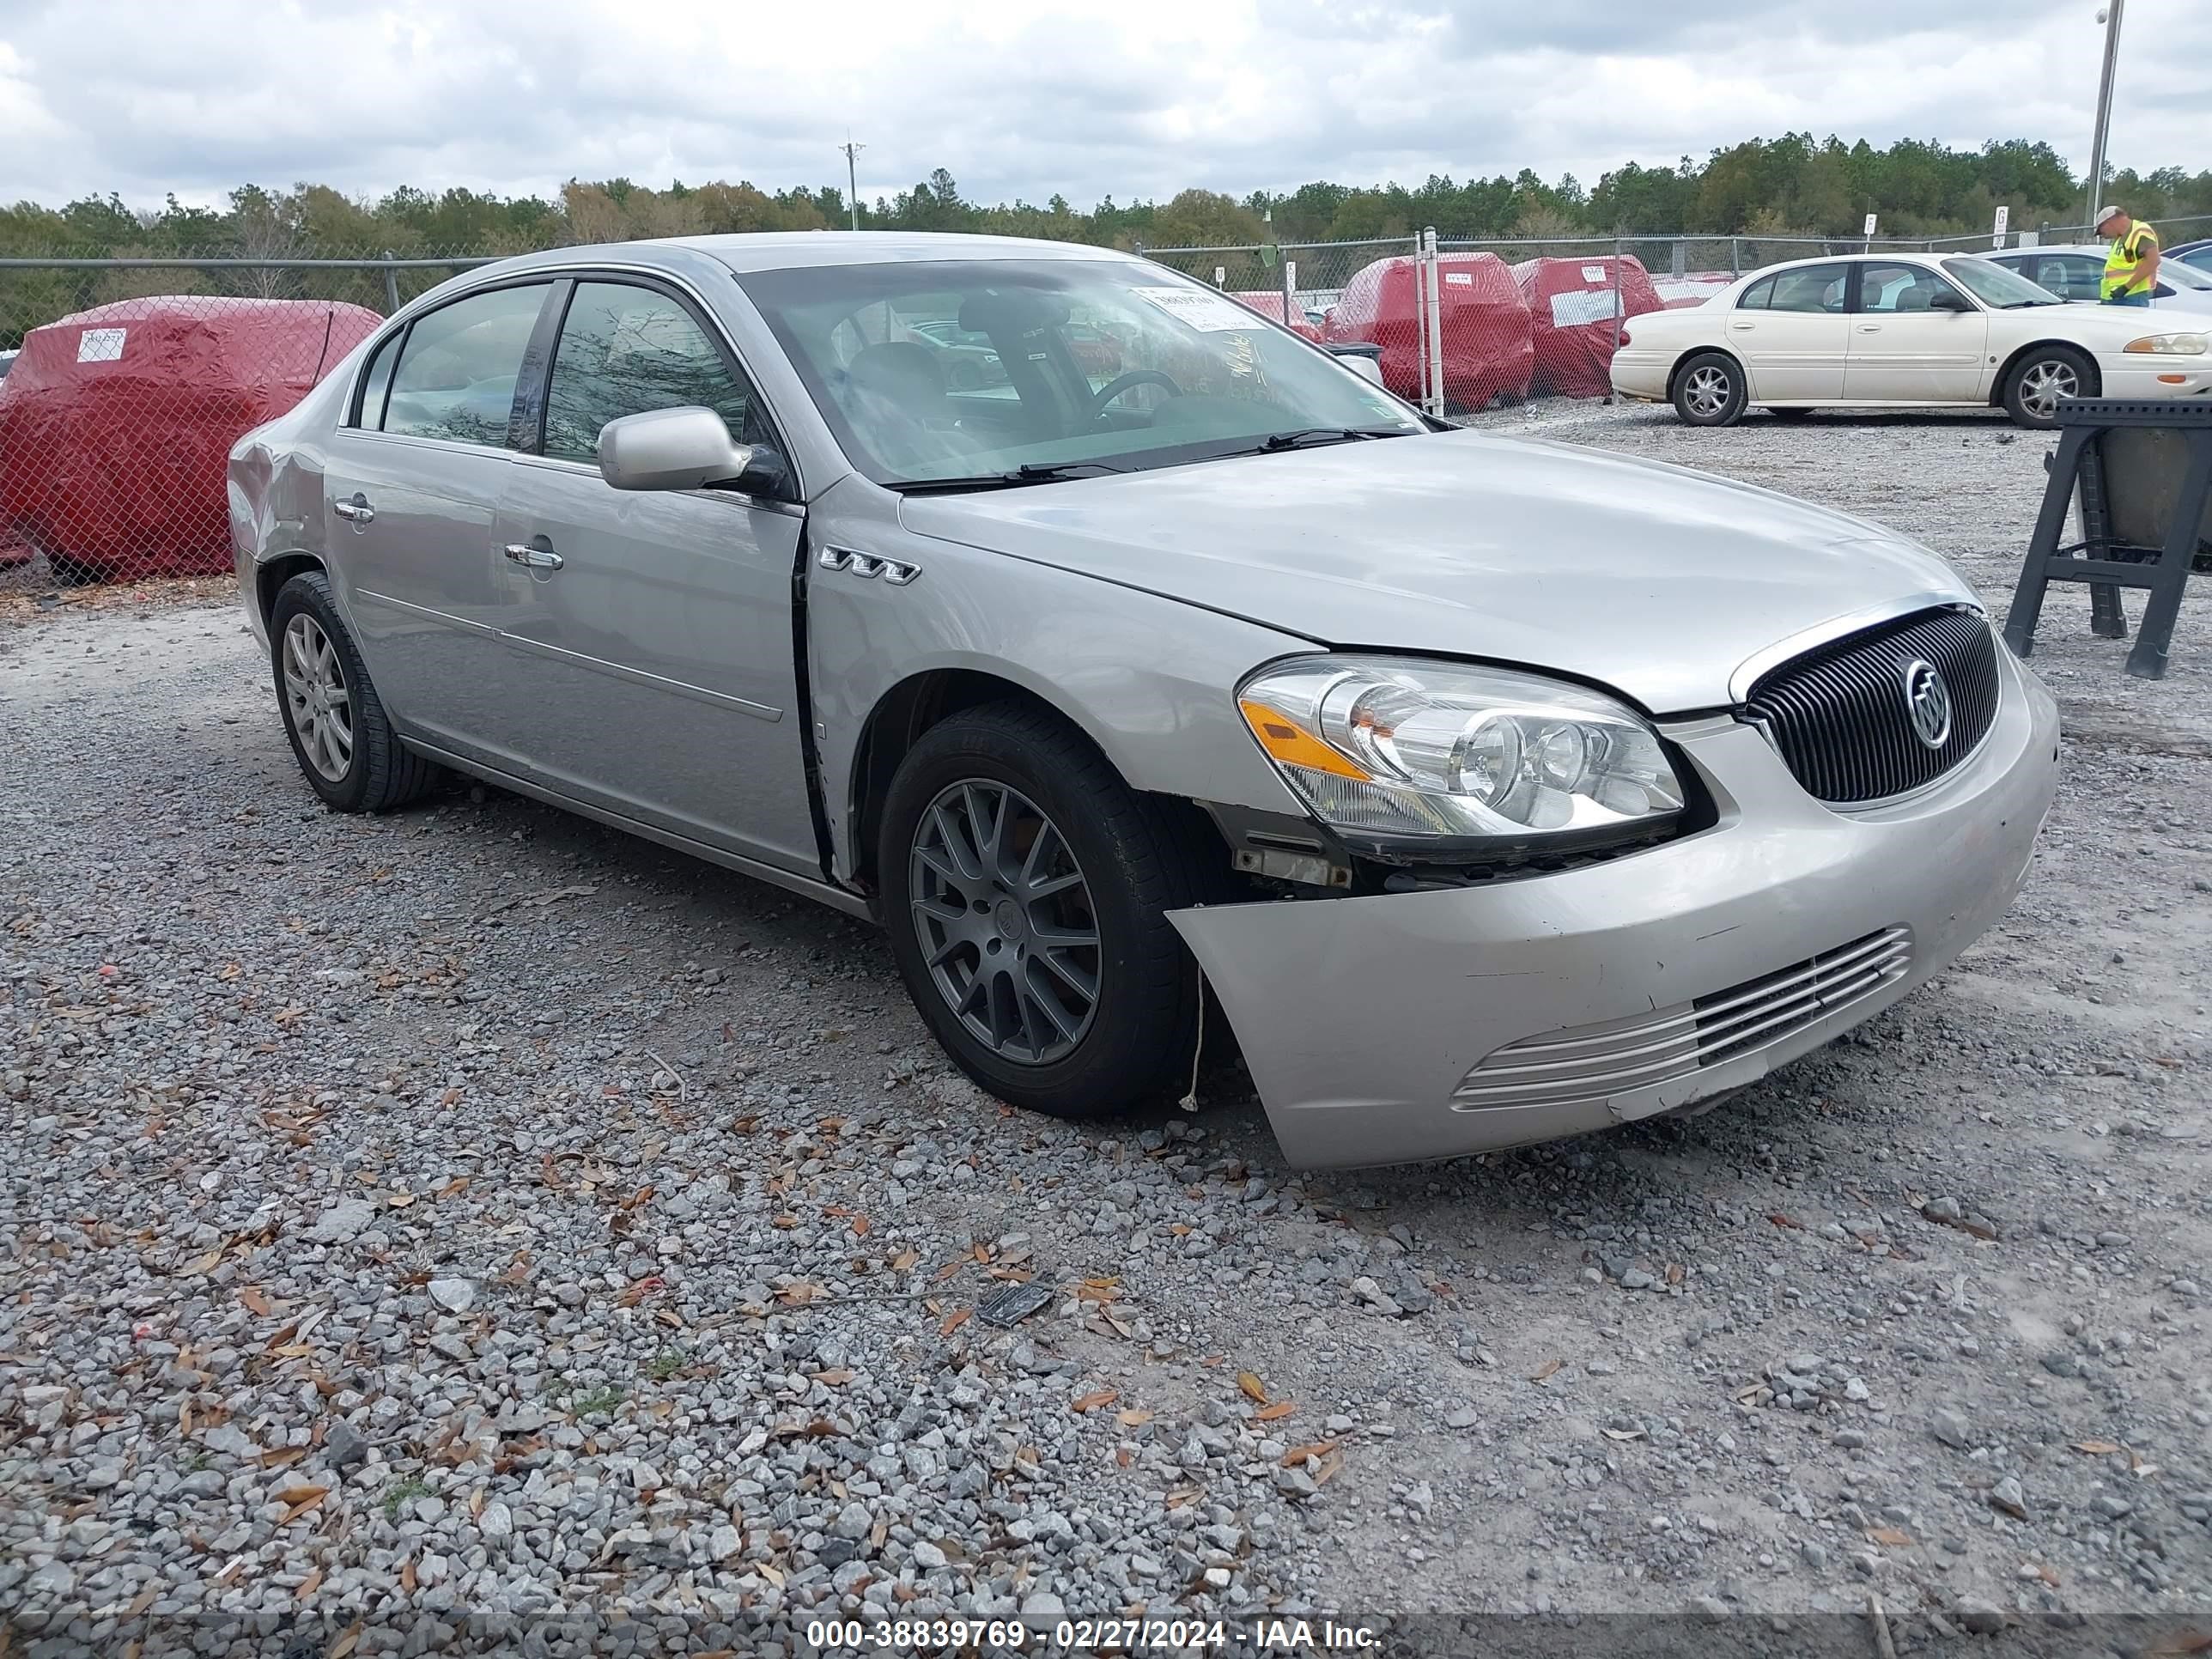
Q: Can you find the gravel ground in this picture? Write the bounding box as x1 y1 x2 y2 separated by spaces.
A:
4 404 2210 1656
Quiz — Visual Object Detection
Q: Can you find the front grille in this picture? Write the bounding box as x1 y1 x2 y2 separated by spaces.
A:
1451 927 1911 1112
1744 607 1999 805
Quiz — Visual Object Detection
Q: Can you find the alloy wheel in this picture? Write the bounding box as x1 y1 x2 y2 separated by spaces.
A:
282 613 354 782
908 780 1100 1065
1684 365 1732 418
2019 359 2078 421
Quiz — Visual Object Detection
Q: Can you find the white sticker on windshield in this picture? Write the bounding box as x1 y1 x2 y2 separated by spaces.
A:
77 327 126 362
1443 270 1474 286
1130 285 1263 332
1581 264 1607 283
1551 290 1621 328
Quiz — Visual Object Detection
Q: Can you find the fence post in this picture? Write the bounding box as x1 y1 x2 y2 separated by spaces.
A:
1421 227 1443 417
1281 250 1295 332
1607 236 1624 407
381 250 399 314
1730 236 1741 276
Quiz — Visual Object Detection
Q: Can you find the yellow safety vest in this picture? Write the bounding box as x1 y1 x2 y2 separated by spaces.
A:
2102 224 2158 299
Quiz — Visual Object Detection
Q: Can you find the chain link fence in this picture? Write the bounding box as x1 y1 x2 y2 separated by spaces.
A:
0 248 494 586
7 213 2211 586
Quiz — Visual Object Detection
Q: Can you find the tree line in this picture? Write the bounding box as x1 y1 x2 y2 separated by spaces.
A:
3 134 2209 344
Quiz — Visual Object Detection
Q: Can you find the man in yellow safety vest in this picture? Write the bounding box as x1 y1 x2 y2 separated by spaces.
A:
2094 205 2160 306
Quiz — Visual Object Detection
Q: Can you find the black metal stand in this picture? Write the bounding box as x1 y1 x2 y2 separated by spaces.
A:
2002 398 2212 680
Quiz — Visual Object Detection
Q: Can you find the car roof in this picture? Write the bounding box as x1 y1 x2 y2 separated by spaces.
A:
484 231 1138 280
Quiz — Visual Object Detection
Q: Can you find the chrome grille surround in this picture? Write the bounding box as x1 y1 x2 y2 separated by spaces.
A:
1451 927 1912 1112
1743 606 2000 805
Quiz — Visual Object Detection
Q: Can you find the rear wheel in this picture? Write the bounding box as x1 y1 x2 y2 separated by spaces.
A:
879 702 1212 1119
269 571 437 812
1672 351 1746 427
2003 345 2098 428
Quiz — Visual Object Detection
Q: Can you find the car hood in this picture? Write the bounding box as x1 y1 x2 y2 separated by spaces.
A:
896 429 1975 714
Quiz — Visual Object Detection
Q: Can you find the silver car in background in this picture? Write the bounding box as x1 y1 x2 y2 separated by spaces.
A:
229 233 2059 1169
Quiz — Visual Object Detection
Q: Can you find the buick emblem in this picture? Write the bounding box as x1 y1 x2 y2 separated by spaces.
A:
1902 659 1952 749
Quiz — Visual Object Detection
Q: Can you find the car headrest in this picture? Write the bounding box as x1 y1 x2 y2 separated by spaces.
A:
846 342 946 408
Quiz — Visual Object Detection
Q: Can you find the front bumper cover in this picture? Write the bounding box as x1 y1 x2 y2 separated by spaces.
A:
1169 647 2059 1170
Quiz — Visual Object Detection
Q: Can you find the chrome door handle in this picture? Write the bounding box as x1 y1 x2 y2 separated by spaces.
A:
1856 324 1882 333
331 495 374 523
1728 322 1753 331
503 543 564 571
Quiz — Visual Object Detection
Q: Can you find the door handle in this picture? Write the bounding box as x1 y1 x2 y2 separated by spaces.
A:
331 494 374 524
503 542 564 571
1728 322 1754 331
1856 324 1882 333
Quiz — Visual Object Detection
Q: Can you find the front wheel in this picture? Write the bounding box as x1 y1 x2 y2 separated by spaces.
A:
879 702 1212 1119
1672 351 1747 427
2003 346 2098 428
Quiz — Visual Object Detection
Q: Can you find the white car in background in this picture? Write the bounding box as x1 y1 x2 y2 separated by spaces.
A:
1610 252 2211 428
1979 244 2212 314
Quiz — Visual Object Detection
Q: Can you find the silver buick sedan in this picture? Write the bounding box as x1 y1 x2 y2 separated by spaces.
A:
229 233 2059 1169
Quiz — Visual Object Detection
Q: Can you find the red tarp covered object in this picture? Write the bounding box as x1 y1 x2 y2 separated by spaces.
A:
1510 256 1663 398
1227 291 1322 340
1655 271 1736 310
0 296 381 582
1320 253 1532 412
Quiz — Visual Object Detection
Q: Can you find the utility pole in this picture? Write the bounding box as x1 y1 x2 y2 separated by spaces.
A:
2084 1 2124 226
838 137 865 232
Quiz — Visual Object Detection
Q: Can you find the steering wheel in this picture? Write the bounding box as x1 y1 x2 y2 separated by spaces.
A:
1088 369 1182 422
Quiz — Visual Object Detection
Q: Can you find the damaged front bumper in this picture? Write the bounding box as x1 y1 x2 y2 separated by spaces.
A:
1169 648 2060 1170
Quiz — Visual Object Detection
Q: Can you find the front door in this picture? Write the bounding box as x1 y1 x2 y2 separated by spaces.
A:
1727 262 1850 401
325 281 554 767
489 278 817 875
1843 262 1990 403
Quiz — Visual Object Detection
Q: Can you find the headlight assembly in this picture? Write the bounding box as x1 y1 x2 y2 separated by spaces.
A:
2123 332 2210 356
1237 655 1686 856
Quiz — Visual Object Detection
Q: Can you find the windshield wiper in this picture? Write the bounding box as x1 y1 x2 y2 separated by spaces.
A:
2002 298 2066 307
1247 426 1407 453
884 461 1127 494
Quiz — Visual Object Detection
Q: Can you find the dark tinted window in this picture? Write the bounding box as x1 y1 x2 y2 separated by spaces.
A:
1767 264 1848 313
352 329 401 428
542 283 759 464
382 283 548 447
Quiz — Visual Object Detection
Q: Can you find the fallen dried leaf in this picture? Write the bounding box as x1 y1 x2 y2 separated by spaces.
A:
1601 1426 1645 1442
1530 1358 1562 1382
277 1487 328 1526
1279 1439 1338 1466
1866 1526 1912 1547
1237 1370 1268 1404
890 1248 920 1271
1115 1408 1154 1427
238 1287 272 1317
939 1308 971 1338
1071 1389 1118 1413
1255 1400 1297 1422
295 1566 323 1600
2073 1439 2123 1455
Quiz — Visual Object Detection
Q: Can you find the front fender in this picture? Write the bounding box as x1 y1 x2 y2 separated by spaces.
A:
805 481 1316 883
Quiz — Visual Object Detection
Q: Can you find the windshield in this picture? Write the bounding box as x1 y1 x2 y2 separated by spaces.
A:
1945 258 2063 307
2160 259 2212 291
735 258 1425 487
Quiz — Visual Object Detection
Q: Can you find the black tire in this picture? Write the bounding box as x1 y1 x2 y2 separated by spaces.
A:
2002 345 2099 429
1672 351 1747 427
268 570 436 812
879 701 1213 1120
46 550 106 586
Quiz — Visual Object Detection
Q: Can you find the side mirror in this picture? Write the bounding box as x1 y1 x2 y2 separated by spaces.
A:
1927 290 1972 313
1326 342 1386 387
598 406 786 496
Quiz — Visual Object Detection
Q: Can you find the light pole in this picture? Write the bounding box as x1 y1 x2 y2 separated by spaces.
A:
838 137 865 232
2084 0 2124 227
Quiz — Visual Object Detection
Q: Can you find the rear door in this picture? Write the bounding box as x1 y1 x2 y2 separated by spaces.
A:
490 276 817 874
320 280 555 764
1842 262 1989 402
1727 263 1850 401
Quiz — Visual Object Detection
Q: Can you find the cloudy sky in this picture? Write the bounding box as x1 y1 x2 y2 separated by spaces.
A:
0 0 2203 211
